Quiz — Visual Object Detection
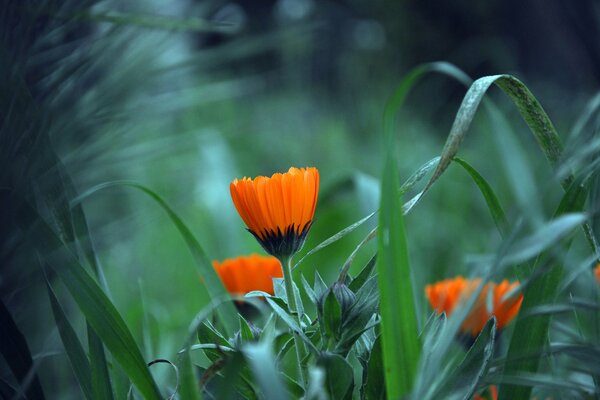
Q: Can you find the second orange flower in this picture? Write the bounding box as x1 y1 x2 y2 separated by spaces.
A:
230 167 319 259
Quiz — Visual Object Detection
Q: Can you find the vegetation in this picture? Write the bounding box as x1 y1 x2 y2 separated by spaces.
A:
2 1 599 399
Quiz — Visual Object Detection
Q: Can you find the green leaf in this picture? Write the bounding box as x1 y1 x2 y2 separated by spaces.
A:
243 342 290 400
178 351 202 400
19 206 161 399
317 353 354 400
265 298 319 355
453 157 509 237
89 325 115 400
363 335 385 400
439 318 496 400
377 79 421 396
239 315 255 343
348 254 377 293
73 181 237 337
322 288 343 341
46 280 94 400
500 180 590 400
0 298 46 400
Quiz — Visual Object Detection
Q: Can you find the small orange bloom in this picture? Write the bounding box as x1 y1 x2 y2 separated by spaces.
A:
473 385 497 400
230 167 319 258
425 277 523 336
595 263 600 285
213 254 283 296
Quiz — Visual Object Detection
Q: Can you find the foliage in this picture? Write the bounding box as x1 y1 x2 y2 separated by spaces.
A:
2 1 600 399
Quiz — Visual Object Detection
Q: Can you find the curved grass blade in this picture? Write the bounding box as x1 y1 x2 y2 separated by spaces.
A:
0 299 46 400
17 204 162 399
45 279 93 400
453 157 508 237
72 181 237 337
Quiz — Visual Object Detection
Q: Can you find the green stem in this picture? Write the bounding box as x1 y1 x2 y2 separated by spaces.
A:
280 256 307 387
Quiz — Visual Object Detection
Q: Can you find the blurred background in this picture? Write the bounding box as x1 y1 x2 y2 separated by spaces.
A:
2 0 600 397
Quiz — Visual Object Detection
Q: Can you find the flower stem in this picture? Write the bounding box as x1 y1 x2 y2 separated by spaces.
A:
280 255 307 387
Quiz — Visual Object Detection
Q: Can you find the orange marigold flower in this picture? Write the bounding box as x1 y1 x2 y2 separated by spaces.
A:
425 277 523 336
595 263 600 285
213 254 283 296
230 167 319 258
473 385 497 400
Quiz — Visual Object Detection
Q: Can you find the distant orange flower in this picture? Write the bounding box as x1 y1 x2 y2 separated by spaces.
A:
425 277 523 336
230 167 319 259
473 385 497 400
595 263 600 285
213 254 283 296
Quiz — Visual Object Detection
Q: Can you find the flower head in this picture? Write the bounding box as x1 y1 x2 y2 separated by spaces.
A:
230 167 319 259
425 277 523 336
213 254 283 297
595 263 600 285
473 385 497 400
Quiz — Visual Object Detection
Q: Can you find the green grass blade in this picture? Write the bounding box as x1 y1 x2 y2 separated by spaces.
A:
46 280 94 400
243 342 290 400
0 298 46 400
453 157 509 237
88 324 116 400
499 180 590 400
18 204 162 399
178 351 202 400
378 101 421 397
72 181 238 337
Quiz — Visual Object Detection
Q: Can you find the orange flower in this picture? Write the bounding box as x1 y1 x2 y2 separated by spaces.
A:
473 385 497 400
230 167 319 258
425 277 523 336
213 254 283 296
595 263 600 285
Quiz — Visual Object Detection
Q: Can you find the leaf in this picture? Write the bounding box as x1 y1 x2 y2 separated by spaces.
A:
452 157 509 237
322 289 343 341
500 180 589 400
239 315 255 343
293 211 377 270
73 181 238 337
46 279 93 400
89 325 116 400
243 342 290 400
377 87 421 397
501 213 587 267
440 318 496 400
0 298 46 400
18 206 161 399
348 254 377 293
178 351 202 400
317 353 354 400
363 335 385 400
265 298 319 355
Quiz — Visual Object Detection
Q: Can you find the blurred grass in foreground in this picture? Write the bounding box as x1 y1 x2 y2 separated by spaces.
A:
2 1 600 399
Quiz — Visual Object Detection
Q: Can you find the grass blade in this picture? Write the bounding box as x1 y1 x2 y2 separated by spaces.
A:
500 180 590 400
72 181 238 337
45 279 94 400
377 92 421 397
453 157 509 237
18 204 162 399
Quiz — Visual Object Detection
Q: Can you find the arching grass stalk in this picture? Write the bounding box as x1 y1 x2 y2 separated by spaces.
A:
279 255 307 387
